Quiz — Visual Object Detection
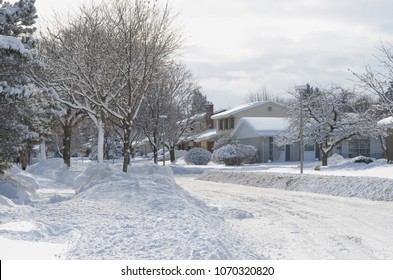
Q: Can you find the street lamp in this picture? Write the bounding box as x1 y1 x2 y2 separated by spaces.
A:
159 115 168 166
295 84 308 174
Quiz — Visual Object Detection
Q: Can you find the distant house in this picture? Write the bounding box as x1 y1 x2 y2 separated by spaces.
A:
177 103 218 152
187 100 386 164
231 117 289 162
212 101 294 162
211 100 288 135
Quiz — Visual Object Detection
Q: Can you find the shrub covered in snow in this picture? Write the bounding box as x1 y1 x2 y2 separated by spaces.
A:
353 156 374 164
237 144 259 164
213 134 231 151
184 148 211 165
212 144 258 166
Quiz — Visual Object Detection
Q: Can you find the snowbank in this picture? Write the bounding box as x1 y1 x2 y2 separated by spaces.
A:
198 171 393 201
0 167 37 204
69 163 260 259
29 159 84 187
8 166 40 189
0 195 16 207
1 159 261 259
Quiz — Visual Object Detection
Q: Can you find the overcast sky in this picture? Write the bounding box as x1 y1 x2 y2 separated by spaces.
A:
35 0 393 110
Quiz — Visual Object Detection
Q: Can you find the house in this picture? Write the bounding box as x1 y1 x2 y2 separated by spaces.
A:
211 100 386 163
231 117 289 162
228 115 320 162
211 101 293 162
176 103 219 152
211 100 288 135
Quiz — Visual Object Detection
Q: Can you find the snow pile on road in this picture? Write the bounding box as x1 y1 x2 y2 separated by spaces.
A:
198 170 393 201
0 159 262 260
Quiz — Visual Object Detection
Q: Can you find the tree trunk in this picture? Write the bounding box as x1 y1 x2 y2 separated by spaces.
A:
63 124 72 167
152 132 158 164
97 119 104 163
122 127 131 172
39 140 46 160
169 146 175 162
153 145 158 164
321 151 328 166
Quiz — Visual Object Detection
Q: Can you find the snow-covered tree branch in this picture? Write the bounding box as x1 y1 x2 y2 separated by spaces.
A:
279 85 375 166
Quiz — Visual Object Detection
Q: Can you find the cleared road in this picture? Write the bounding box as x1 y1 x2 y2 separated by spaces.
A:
175 176 393 259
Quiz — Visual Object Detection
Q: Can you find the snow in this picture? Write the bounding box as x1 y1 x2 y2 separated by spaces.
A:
193 128 217 142
176 176 393 259
0 159 259 260
0 34 32 58
378 116 393 127
231 117 289 138
1 155 393 259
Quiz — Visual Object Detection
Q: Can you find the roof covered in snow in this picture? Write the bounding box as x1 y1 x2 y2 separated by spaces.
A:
377 116 393 128
194 129 217 142
231 117 289 139
211 101 286 120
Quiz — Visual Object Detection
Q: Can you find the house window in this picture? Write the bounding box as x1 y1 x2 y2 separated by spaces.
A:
218 119 223 130
224 118 229 130
305 144 315 151
230 117 235 129
349 138 370 157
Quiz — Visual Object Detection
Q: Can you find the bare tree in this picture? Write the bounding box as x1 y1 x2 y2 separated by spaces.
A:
98 0 183 172
352 42 393 117
37 3 123 164
244 86 286 104
137 63 197 163
351 42 393 161
36 0 191 171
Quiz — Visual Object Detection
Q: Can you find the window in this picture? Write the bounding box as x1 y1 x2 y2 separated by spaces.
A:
218 119 223 130
305 144 315 151
230 117 235 129
224 118 229 130
349 138 370 157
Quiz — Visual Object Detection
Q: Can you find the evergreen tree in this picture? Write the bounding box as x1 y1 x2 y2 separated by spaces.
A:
0 0 38 97
0 0 39 172
190 89 208 116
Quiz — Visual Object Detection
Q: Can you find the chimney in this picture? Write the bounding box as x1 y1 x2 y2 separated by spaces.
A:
205 102 214 129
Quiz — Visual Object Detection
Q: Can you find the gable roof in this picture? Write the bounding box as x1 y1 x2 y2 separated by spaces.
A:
231 117 289 139
211 100 286 120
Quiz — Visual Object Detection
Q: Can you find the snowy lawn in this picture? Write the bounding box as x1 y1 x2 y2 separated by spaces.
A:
1 155 393 259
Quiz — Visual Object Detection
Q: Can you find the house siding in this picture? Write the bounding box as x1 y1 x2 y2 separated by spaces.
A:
235 103 288 127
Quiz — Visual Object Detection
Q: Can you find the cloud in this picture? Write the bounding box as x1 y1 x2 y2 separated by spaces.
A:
35 0 393 109
171 0 393 108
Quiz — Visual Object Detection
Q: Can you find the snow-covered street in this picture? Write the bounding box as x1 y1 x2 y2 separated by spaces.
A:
176 176 393 259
